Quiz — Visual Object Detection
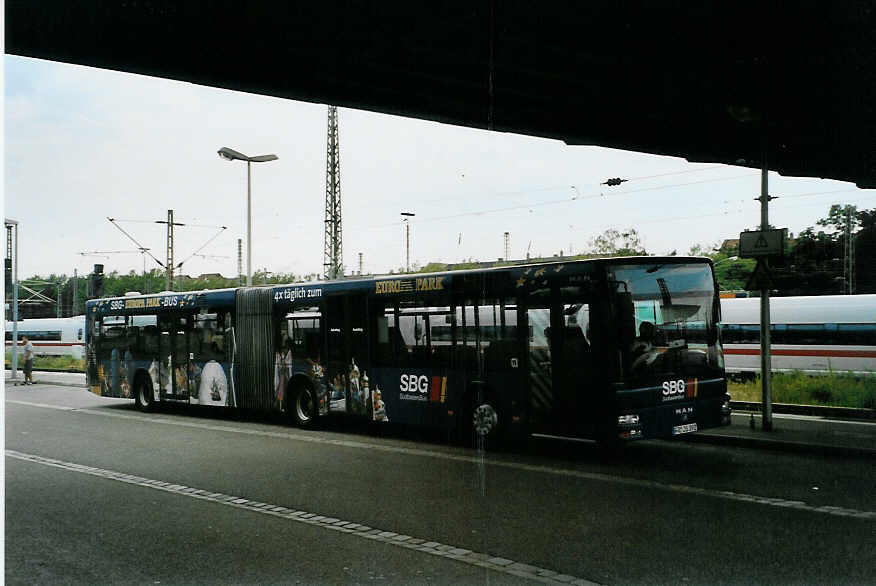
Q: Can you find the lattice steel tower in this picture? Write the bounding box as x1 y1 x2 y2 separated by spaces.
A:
323 106 343 279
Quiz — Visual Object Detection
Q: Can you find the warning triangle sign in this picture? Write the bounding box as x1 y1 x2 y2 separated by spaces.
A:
744 259 772 291
754 234 770 248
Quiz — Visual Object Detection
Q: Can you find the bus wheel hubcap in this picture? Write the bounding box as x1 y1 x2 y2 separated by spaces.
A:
473 404 498 436
297 391 313 422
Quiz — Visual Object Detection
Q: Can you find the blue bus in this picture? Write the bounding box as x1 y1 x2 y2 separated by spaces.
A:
85 257 731 445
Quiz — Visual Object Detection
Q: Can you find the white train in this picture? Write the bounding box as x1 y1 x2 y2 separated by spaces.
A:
5 316 86 359
720 295 876 375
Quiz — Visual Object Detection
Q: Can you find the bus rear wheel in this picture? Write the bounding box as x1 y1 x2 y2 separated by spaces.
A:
134 375 155 413
291 385 317 428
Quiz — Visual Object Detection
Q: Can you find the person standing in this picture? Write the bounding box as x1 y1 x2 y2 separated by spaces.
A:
22 335 34 385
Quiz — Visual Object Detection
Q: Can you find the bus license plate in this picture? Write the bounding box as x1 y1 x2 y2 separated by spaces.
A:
672 423 698 435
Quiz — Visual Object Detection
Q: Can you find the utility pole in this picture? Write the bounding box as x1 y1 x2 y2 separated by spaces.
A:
108 216 225 292
73 269 78 315
323 105 343 280
844 207 855 294
757 164 775 432
156 209 186 290
401 212 415 272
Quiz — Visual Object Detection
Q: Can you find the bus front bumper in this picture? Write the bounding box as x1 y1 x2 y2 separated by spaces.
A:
613 394 732 441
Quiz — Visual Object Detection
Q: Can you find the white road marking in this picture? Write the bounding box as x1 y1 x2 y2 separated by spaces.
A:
6 449 598 586
8 399 876 521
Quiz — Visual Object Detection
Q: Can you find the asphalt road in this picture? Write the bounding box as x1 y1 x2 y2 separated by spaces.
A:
6 385 876 585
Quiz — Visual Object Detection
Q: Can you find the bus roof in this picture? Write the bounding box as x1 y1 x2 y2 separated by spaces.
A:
86 256 713 315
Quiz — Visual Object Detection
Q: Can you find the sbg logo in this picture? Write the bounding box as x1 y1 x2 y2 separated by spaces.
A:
662 379 686 400
399 374 429 394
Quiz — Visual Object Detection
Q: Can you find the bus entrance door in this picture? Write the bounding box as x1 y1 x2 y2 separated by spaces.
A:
325 295 370 416
159 316 190 402
526 295 593 433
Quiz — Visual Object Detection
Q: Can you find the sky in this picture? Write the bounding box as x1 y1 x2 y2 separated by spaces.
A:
4 55 875 282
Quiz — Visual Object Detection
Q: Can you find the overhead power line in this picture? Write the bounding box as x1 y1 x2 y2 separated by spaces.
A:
107 217 166 268
111 218 228 229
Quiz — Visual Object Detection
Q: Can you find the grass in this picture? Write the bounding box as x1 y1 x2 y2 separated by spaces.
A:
5 353 86 372
728 371 876 410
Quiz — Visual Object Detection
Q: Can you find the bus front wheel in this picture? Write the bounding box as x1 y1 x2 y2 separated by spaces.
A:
473 403 499 438
458 391 502 448
135 374 155 413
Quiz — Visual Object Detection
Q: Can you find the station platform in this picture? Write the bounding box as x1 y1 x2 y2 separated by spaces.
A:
691 410 876 458
6 370 876 458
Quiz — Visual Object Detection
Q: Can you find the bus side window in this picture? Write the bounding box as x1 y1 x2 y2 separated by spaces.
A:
143 325 159 354
398 312 426 366
373 314 394 367
289 317 321 363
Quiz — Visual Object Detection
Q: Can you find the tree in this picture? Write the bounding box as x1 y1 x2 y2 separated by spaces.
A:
587 228 647 256
815 204 860 234
687 242 721 257
769 205 875 295
854 209 876 293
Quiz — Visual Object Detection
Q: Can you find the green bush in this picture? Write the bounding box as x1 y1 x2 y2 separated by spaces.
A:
5 352 85 372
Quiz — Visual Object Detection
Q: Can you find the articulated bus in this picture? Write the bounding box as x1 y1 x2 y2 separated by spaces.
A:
85 257 731 445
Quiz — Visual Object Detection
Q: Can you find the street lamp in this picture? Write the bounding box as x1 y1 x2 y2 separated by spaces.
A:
714 256 740 266
401 212 415 272
218 147 278 286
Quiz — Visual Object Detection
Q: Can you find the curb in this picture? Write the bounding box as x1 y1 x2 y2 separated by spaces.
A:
687 432 876 459
730 401 875 421
6 380 87 389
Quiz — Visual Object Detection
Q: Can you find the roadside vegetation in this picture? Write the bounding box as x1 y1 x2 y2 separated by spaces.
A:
5 353 85 372
728 372 876 409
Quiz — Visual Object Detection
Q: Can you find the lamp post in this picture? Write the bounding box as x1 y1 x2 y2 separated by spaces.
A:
5 218 19 381
218 147 278 286
713 256 739 266
401 212 415 272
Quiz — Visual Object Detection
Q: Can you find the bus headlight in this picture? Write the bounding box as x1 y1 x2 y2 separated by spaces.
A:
618 414 640 425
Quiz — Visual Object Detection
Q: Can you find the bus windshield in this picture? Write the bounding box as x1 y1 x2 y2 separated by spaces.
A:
609 262 723 381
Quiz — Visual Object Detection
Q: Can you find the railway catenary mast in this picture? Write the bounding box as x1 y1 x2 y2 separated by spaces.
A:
323 105 343 280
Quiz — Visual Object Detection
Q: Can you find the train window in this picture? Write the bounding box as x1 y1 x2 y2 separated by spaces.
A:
771 324 788 344
5 330 62 342
786 324 821 345
725 322 876 346
836 323 876 345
